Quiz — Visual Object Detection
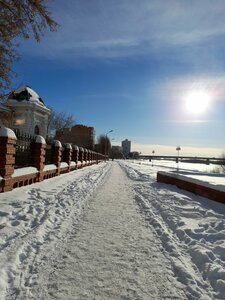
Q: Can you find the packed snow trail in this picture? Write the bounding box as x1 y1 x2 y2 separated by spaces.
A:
34 162 186 299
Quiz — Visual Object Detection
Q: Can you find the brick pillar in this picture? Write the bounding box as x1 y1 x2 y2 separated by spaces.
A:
32 135 46 182
93 151 96 164
84 148 89 165
52 140 62 175
90 150 93 164
88 150 92 165
0 127 17 192
72 145 79 167
64 143 72 172
93 152 96 163
79 147 84 166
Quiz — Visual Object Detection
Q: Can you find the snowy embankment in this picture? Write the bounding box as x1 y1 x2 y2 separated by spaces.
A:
0 163 110 299
119 160 225 299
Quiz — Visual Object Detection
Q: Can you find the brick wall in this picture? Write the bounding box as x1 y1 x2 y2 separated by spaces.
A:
157 171 225 204
0 127 105 192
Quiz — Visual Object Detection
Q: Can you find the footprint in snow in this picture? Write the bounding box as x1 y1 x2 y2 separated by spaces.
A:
0 211 9 217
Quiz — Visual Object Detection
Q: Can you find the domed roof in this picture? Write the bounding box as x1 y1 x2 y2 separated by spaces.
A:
8 86 45 106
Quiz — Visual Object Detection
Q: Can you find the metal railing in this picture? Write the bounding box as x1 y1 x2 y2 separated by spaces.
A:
13 129 36 168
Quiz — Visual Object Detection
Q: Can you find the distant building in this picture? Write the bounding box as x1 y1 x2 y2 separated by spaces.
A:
112 145 122 152
121 139 131 158
0 86 51 138
55 124 95 149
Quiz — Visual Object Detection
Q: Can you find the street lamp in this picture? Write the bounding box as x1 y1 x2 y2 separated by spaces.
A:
176 146 181 170
105 130 113 161
152 150 155 166
110 138 115 160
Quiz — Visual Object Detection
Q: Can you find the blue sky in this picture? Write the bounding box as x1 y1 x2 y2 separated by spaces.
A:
13 0 225 156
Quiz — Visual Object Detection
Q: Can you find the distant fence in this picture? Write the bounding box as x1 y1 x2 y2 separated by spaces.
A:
141 155 225 165
0 127 106 193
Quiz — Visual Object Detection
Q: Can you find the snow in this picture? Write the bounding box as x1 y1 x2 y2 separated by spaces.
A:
52 140 62 147
43 164 57 171
73 145 79 151
12 167 38 177
14 86 40 100
10 86 43 106
0 127 17 139
185 174 225 189
35 135 46 144
64 143 72 149
60 162 68 168
77 161 82 168
158 171 225 193
0 160 225 299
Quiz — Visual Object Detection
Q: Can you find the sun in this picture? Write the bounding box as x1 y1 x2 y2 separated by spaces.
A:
184 91 211 114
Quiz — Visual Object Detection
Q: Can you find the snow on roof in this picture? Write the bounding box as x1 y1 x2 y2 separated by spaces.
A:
8 86 46 106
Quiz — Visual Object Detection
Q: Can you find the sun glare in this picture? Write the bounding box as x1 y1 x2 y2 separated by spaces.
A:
185 91 211 114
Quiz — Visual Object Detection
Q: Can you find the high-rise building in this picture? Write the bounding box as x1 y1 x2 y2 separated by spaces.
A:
121 139 131 158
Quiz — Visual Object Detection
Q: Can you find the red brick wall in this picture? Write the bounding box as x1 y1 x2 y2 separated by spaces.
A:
0 128 104 192
157 172 225 204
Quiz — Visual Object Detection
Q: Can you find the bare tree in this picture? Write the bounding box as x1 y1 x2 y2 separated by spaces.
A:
110 147 123 159
47 108 76 140
0 0 57 97
96 134 111 155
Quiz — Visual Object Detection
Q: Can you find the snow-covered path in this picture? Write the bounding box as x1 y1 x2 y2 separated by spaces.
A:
1 160 225 299
33 162 186 300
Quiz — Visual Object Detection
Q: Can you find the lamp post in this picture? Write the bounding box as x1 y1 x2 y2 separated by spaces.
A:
110 138 115 160
176 146 181 171
152 150 155 166
105 130 113 161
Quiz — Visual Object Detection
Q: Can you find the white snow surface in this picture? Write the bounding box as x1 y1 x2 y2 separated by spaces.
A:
12 167 38 178
0 161 225 299
158 171 225 192
35 135 46 145
0 127 17 139
43 164 57 172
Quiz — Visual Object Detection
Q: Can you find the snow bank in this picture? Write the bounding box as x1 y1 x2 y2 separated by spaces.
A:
158 171 225 193
120 160 225 299
0 162 111 299
157 171 225 204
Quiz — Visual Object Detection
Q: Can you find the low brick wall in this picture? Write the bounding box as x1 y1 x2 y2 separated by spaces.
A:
0 127 107 192
157 171 225 204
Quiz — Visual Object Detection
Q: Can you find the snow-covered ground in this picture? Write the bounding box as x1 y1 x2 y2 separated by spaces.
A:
0 160 225 299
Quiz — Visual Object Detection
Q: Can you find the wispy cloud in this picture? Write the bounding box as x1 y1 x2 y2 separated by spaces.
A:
20 0 225 63
77 93 133 99
162 120 213 124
